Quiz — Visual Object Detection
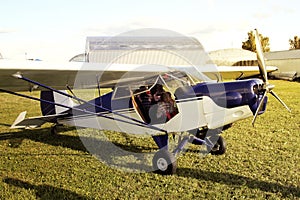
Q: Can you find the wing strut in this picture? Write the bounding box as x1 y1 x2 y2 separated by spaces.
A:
0 87 166 132
10 73 167 133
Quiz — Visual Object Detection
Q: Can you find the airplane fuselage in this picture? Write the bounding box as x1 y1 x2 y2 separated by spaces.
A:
57 79 267 135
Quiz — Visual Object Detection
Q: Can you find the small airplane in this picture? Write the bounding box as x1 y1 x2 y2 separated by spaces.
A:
0 29 290 175
265 49 300 81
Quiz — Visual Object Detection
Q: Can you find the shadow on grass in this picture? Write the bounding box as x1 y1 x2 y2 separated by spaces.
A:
0 127 87 151
0 127 156 153
177 168 300 198
3 177 89 199
0 128 155 172
0 122 13 127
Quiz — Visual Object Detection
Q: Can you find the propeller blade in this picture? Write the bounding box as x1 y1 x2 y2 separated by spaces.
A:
252 29 291 126
270 90 291 112
252 91 268 126
254 29 269 85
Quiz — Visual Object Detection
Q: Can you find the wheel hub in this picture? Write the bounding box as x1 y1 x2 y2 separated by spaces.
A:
157 158 168 171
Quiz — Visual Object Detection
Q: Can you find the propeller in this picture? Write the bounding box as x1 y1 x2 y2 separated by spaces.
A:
251 29 291 126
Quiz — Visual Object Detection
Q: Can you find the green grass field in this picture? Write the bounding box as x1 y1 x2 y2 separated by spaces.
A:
0 80 299 199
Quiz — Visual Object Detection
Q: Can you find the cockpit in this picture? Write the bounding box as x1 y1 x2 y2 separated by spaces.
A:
110 72 193 124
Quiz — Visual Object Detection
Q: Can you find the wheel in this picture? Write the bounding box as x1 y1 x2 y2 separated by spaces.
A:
209 135 226 155
51 125 58 135
152 149 177 175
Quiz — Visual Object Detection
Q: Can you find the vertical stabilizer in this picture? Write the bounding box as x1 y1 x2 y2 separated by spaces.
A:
40 90 75 115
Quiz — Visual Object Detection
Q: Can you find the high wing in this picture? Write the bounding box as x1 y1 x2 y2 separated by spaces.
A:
213 65 278 79
0 59 277 92
163 65 278 81
0 59 171 91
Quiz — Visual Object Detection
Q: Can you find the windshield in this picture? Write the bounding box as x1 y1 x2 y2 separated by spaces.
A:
112 72 192 100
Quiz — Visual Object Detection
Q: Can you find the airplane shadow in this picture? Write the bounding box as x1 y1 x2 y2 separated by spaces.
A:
0 128 156 172
0 127 86 151
177 168 300 198
3 177 88 199
0 127 157 153
0 122 13 127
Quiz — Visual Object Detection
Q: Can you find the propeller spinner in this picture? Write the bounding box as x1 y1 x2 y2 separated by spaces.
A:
252 29 291 126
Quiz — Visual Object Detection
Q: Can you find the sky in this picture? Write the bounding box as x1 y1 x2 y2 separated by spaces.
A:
0 0 299 62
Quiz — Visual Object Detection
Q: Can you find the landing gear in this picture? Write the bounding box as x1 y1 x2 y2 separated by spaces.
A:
50 125 58 135
152 149 177 175
209 135 226 155
193 128 227 155
151 129 227 175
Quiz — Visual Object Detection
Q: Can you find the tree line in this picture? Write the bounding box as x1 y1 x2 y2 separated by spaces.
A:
242 30 300 52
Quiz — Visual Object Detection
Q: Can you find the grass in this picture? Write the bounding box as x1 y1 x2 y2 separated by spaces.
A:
0 80 299 199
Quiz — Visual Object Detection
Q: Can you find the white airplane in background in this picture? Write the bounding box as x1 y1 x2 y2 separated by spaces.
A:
0 29 289 175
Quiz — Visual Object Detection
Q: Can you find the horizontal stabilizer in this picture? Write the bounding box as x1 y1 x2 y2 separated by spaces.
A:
11 111 28 129
10 111 68 129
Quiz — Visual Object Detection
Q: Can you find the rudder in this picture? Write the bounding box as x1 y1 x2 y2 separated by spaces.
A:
40 90 75 115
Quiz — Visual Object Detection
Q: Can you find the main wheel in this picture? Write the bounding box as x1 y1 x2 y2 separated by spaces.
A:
152 149 177 175
209 135 226 155
51 125 58 135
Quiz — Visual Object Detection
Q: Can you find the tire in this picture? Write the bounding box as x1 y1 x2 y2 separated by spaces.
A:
210 135 226 155
51 125 58 135
152 149 177 175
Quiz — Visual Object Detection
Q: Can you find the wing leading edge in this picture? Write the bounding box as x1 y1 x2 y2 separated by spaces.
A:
216 65 278 79
0 60 170 91
0 59 277 92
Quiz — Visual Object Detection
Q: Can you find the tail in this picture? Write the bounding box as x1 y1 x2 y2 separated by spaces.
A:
40 90 76 115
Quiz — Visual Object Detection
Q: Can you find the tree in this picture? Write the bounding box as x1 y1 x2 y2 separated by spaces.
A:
242 30 270 52
289 36 300 49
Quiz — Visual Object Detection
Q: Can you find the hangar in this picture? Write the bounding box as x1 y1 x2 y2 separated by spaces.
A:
70 40 300 81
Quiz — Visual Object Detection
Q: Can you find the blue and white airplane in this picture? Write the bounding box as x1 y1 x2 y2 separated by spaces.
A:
0 29 290 175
